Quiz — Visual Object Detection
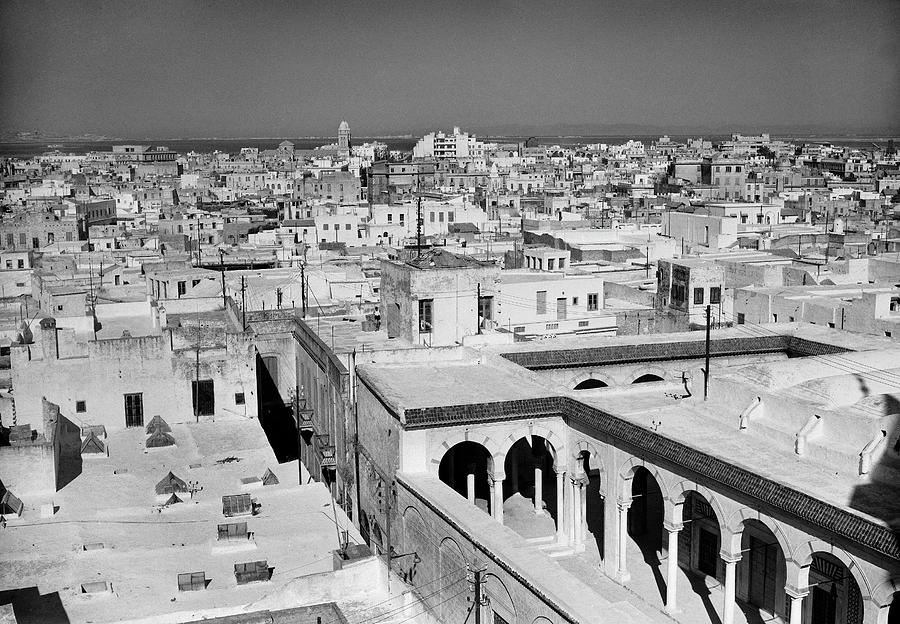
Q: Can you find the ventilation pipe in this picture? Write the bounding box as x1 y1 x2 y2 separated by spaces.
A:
739 396 763 430
795 414 822 456
859 430 887 475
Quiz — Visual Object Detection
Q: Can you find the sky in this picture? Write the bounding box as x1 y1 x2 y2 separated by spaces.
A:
1 0 898 138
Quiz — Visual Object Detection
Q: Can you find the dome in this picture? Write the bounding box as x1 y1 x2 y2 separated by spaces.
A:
338 120 350 132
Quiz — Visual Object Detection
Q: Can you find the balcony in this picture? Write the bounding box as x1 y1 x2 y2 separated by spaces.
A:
315 434 336 470
294 398 315 434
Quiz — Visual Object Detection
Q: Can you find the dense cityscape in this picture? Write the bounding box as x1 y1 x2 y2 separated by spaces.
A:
1 1 899 624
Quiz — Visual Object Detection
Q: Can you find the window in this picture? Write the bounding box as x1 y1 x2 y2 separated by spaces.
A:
578 320 589 327
547 259 555 270
885 331 892 338
56 305 63 311
572 296 579 306
827 322 835 329
345 223 351 230
322 223 329 230
478 296 493 321
536 290 547 315
709 287 721 304
235 393 245 405
545 323 558 330
418 299 433 333
737 313 745 325
76 400 87 413
387 214 392 223
559 258 565 268
5 234 13 247
513 326 525 333
438 212 444 222
177 281 186 296
447 212 454 222
429 212 435 223
772 314 778 323
124 393 144 428
789 316 795 322
399 213 404 224
588 293 599 311
693 288 704 305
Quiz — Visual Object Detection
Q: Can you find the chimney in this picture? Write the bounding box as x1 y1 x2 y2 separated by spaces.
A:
39 317 59 361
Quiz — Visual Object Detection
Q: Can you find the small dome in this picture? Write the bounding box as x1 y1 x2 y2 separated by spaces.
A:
338 120 350 131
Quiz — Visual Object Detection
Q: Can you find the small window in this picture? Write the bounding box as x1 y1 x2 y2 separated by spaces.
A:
886 331 892 338
827 322 835 329
737 313 745 325
693 288 704 305
587 293 599 311
322 223 329 230
772 314 778 323
709 287 721 305
513 326 525 333
578 320 589 327
76 400 87 413
56 305 64 311
418 299 433 333
536 290 547 315
345 223 351 230
545 323 558 330
235 393 245 405
572 297 579 306
789 316 795 322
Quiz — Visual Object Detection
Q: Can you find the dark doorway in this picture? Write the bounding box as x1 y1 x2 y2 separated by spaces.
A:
811 585 837 624
124 393 143 428
438 441 493 513
192 379 215 416
698 528 719 577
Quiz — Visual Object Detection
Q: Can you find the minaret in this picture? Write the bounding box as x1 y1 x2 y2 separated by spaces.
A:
338 120 351 157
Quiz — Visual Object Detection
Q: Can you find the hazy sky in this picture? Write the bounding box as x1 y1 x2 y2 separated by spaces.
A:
1 0 897 137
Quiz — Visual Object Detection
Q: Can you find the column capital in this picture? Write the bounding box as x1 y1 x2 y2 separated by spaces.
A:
492 472 506 484
663 521 684 533
784 585 809 600
616 499 632 511
720 550 742 564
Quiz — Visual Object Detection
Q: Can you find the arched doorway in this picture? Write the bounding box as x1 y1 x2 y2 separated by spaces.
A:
578 450 604 559
633 373 664 384
737 520 787 620
438 441 493 514
574 378 608 390
680 491 722 582
805 552 863 624
502 436 556 538
628 467 666 600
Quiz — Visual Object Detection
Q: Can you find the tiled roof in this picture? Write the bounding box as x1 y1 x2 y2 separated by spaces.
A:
401 394 899 563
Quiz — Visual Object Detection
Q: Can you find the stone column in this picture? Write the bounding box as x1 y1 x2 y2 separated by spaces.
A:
510 457 519 494
492 476 504 525
467 471 476 505
578 481 587 549
555 470 566 544
721 553 741 624
616 500 631 582
664 522 682 612
568 478 578 547
488 478 495 517
785 586 807 624
534 464 543 515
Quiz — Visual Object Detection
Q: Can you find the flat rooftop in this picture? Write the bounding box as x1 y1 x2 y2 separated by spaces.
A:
0 417 369 624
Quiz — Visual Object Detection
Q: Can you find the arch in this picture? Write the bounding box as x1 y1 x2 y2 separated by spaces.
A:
438 441 495 512
618 455 671 503
632 373 665 384
871 578 900 609
628 366 668 384
569 370 614 390
573 438 605 476
668 480 729 537
498 423 563 471
791 539 873 600
438 536 467 579
574 378 609 390
485 575 517 624
724 506 794 560
532 618 554 624
429 430 503 477
400 505 429 584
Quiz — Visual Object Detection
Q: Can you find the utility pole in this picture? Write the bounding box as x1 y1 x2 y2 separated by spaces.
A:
240 276 247 330
416 195 423 258
219 249 226 308
293 385 301 485
703 304 711 401
645 246 650 279
300 263 307 318
196 215 202 267
276 287 283 310
824 209 829 264
194 311 201 423
476 283 482 335
468 561 488 624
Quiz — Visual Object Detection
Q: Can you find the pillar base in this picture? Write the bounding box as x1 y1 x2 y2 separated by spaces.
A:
615 571 631 584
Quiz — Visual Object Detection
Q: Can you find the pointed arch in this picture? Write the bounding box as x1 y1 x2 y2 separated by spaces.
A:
668 480 729 538
724 506 794 561
617 455 671 503
791 539 873 600
497 423 563 472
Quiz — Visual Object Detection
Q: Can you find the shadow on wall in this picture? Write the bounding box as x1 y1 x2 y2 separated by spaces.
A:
848 374 900 543
56 415 82 490
0 587 70 624
254 354 298 464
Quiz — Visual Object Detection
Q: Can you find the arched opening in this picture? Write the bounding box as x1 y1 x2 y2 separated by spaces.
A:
805 552 863 624
579 450 604 560
888 591 900 624
680 491 722 581
736 520 787 620
628 467 666 601
502 436 556 538
632 373 664 384
574 378 608 390
438 441 493 515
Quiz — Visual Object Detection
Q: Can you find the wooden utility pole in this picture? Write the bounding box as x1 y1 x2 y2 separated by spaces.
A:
219 249 226 308
476 283 482 335
240 276 247 330
468 561 487 624
194 311 201 423
416 195 423 258
703 304 711 401
300 263 307 318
